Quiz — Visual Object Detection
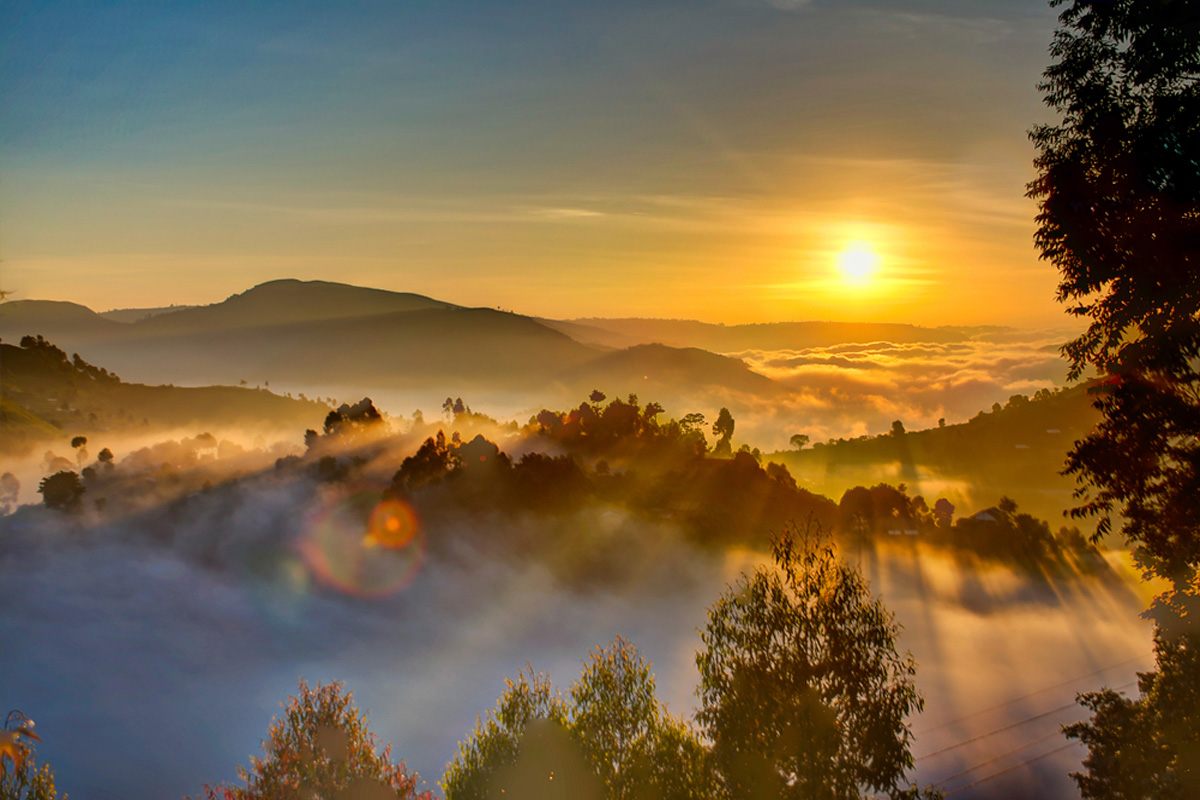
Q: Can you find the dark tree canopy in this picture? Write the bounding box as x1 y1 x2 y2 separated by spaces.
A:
711 408 735 456
37 472 85 512
1065 630 1200 799
1029 0 1200 624
1031 4 1200 798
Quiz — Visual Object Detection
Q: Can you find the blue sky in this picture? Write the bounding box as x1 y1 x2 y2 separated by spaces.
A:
1 0 1068 324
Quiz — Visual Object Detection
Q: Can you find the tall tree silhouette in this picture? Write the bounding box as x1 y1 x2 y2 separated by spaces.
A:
1030 2 1200 797
1029 0 1200 626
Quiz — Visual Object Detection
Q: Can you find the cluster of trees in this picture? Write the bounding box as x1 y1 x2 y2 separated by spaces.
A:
375 410 836 545
836 484 1106 571
192 527 937 800
531 391 704 457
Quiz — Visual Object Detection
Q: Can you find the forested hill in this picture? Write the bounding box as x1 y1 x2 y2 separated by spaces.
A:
770 384 1100 527
0 336 329 455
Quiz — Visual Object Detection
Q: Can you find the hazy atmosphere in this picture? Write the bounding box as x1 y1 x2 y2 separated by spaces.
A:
3 3 1196 800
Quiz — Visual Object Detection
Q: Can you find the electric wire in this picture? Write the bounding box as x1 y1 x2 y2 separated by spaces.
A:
932 729 1063 786
944 740 1083 796
914 652 1149 736
915 680 1135 762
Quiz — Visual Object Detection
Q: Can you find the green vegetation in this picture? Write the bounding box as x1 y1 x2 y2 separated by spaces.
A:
697 525 934 800
0 336 328 455
443 639 710 800
770 385 1098 527
1065 630 1200 799
0 712 57 800
444 527 938 800
197 680 431 800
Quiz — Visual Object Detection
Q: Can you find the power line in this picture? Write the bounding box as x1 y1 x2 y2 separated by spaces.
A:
944 740 1083 796
914 652 1149 736
915 680 1135 762
932 729 1063 786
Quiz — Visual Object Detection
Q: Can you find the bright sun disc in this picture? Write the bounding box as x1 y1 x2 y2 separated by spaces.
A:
837 244 879 285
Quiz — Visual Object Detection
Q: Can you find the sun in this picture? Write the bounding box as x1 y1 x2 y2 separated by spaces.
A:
837 243 879 287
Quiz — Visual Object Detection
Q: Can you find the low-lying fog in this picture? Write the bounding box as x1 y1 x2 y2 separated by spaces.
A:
1 424 1153 800
262 330 1077 453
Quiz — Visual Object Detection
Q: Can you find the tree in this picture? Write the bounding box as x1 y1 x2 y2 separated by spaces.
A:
197 679 430 800
70 436 87 467
568 638 712 800
37 472 84 512
1030 3 1200 795
1 711 57 800
1028 0 1200 623
444 640 713 800
1064 630 1200 799
890 420 906 437
932 498 954 529
695 522 927 800
442 667 573 800
789 434 810 451
712 408 735 456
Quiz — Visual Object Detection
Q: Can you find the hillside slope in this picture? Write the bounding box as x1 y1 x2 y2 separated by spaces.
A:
0 337 329 454
768 385 1100 526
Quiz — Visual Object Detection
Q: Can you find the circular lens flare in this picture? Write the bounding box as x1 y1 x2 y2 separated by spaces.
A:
298 488 424 598
366 500 419 550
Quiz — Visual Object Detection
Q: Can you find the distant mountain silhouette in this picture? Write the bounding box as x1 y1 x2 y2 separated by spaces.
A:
0 300 122 340
566 344 785 398
556 317 1007 352
131 279 457 335
115 306 602 388
0 279 1002 408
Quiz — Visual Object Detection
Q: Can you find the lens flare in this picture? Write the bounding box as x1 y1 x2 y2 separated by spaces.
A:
298 487 424 598
366 500 419 550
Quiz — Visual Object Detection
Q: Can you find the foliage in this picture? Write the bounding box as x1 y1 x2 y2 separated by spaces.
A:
392 431 462 492
322 398 385 441
0 712 57 800
444 640 713 800
1028 0 1200 618
568 637 713 800
197 679 430 800
441 667 570 800
36 472 84 512
695 522 927 800
1065 631 1200 799
711 408 734 456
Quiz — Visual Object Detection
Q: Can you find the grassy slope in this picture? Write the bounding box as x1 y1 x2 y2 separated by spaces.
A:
1 341 329 455
766 384 1100 526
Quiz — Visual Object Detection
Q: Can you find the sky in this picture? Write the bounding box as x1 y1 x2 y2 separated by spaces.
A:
0 0 1070 326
